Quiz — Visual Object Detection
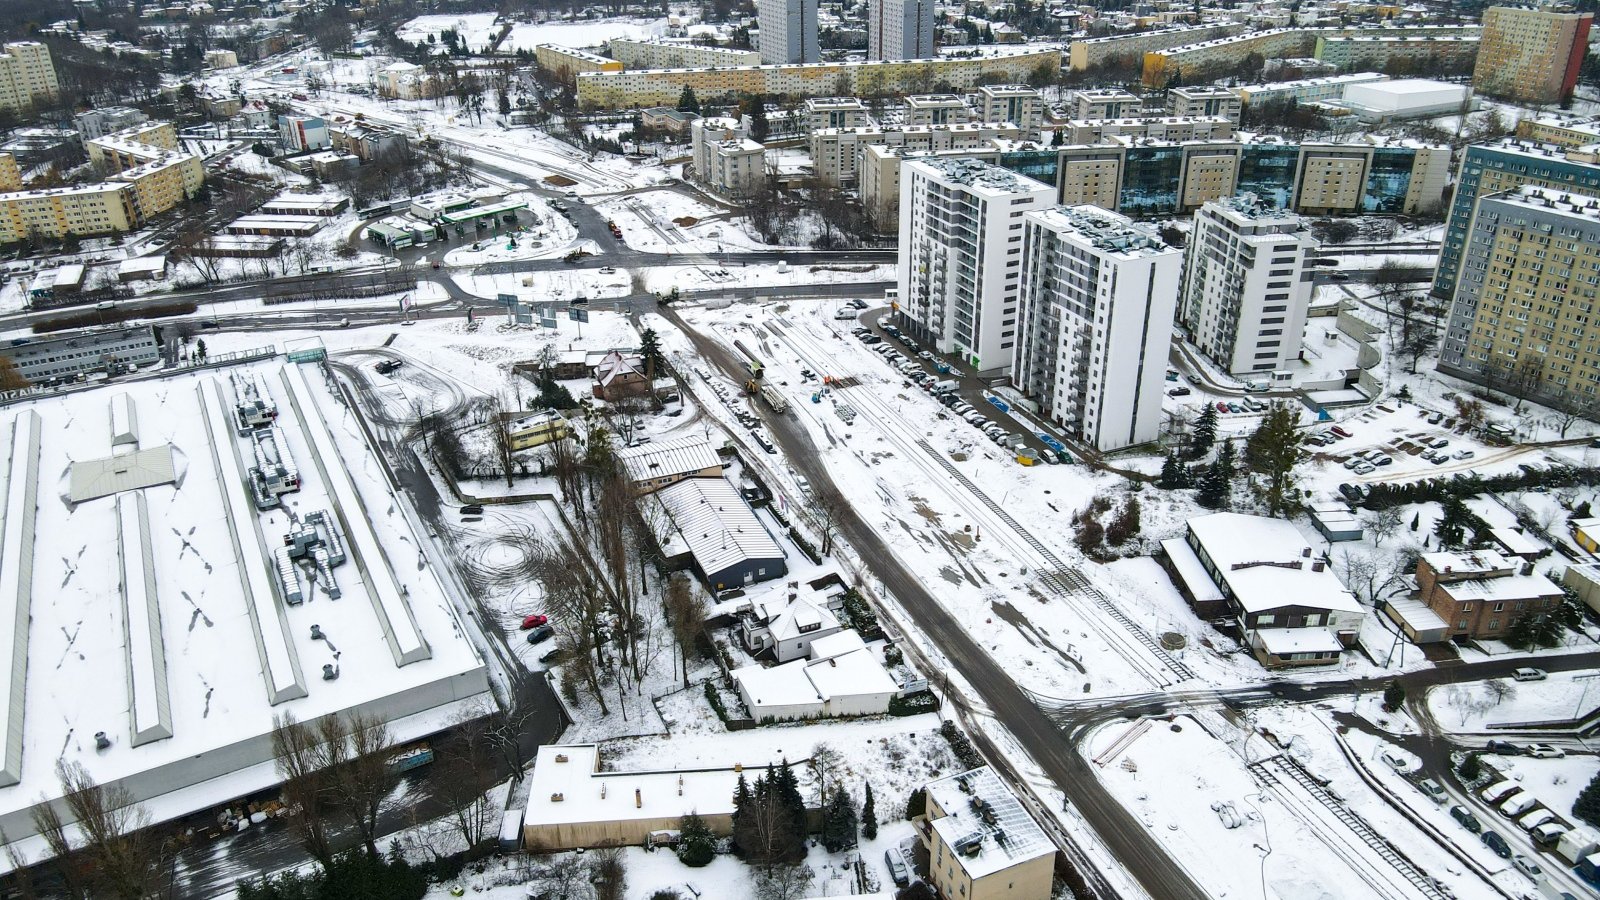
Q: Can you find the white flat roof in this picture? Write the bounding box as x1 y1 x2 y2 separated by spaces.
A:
0 364 489 864
524 744 767 828
1160 537 1225 604
1188 513 1360 614
804 648 899 699
1254 627 1344 654
732 658 821 707
807 629 867 661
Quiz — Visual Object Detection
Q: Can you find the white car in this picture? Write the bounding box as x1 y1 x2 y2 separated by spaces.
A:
1351 461 1375 475
1512 855 1543 879
1453 449 1476 460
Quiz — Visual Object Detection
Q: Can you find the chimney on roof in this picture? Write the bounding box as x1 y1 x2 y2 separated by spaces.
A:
636 788 642 809
1302 547 1312 558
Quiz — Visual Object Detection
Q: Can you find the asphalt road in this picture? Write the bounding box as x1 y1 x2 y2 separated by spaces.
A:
659 306 1209 900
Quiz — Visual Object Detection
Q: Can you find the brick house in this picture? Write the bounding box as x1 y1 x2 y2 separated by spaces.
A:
1417 549 1563 640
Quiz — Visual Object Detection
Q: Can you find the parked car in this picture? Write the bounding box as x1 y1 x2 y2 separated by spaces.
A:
539 647 562 664
520 614 548 630
1486 739 1521 755
1419 779 1447 803
1513 667 1548 682
1168 386 1192 397
1351 462 1375 475
1427 412 1445 425
1512 855 1543 879
1227 402 1242 413
526 625 555 645
460 504 484 516
1380 749 1415 774
1482 831 1512 858
1525 743 1565 758
1427 437 1450 449
1453 449 1476 460
1450 804 1482 833
1331 426 1353 438
1217 402 1230 412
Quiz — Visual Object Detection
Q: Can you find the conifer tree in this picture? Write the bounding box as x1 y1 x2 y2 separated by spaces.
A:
861 783 877 840
821 787 858 852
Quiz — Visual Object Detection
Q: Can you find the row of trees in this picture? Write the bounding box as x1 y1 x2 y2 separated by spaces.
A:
1160 402 1302 516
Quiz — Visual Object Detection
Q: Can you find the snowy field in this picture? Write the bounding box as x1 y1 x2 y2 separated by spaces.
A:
501 17 669 51
396 13 502 51
640 263 895 294
1426 671 1599 732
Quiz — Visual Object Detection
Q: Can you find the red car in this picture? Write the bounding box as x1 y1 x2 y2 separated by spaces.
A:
1216 402 1229 412
520 614 548 630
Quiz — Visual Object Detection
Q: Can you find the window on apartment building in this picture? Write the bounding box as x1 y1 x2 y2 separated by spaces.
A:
1493 602 1505 612
1488 619 1501 631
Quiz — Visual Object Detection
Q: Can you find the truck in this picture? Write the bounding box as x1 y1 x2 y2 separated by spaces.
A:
761 386 788 413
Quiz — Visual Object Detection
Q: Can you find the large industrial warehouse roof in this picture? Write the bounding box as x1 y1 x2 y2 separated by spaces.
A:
653 477 781 576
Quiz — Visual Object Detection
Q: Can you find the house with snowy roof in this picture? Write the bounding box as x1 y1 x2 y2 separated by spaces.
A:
739 594 843 661
1163 512 1363 667
646 476 787 591
591 350 649 401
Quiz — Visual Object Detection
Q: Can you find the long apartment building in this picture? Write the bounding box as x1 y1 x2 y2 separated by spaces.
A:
1234 72 1389 106
606 38 761 69
1140 24 1481 86
1438 185 1600 410
1180 195 1316 376
860 135 1447 228
0 42 58 113
533 44 624 83
1067 23 1246 71
1014 206 1181 451
575 48 1061 109
1515 113 1600 149
897 158 1054 373
811 122 1023 184
0 121 200 243
1313 34 1479 72
1474 6 1592 105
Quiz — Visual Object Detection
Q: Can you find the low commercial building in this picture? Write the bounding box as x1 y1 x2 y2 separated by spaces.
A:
607 38 760 69
204 48 238 68
260 194 350 218
1417 549 1563 641
223 215 323 237
575 49 1061 110
640 107 699 136
1235 72 1389 106
1060 115 1233 144
0 326 159 383
522 744 810 850
1335 79 1472 123
917 767 1055 900
1163 513 1363 667
504 412 568 451
117 255 165 282
616 435 725 494
649 477 787 590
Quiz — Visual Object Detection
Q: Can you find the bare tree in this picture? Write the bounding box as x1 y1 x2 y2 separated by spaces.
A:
808 743 843 808
753 863 816 900
1334 549 1383 605
434 715 500 850
1484 679 1517 708
49 760 163 900
590 845 628 900
1363 508 1404 543
665 573 706 688
489 393 517 487
271 713 337 869
319 711 395 860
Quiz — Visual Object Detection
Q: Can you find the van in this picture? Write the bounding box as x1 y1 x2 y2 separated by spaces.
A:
934 379 958 395
884 848 909 886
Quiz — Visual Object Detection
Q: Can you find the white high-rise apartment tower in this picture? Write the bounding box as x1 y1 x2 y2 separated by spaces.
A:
896 158 1054 373
1014 206 1182 451
1179 194 1315 376
758 0 819 64
869 0 935 60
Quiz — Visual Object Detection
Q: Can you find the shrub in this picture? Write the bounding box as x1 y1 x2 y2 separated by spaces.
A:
940 721 983 769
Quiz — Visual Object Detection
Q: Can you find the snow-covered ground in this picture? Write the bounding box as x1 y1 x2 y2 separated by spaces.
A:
1426 671 1600 732
501 17 669 51
396 13 502 51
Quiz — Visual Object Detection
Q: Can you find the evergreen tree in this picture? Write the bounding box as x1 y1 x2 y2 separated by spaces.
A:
678 812 716 867
1216 440 1236 481
1197 462 1229 509
1190 406 1218 459
1383 680 1405 711
1575 769 1600 829
744 92 770 141
905 787 926 820
1458 751 1482 781
677 85 701 114
774 759 808 840
821 786 859 852
1159 452 1189 489
731 774 752 848
861 783 877 839
639 327 664 381
1434 496 1468 549
1244 403 1304 516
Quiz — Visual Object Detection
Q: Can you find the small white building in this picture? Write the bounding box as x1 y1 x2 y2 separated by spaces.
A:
1337 78 1472 122
731 631 902 723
